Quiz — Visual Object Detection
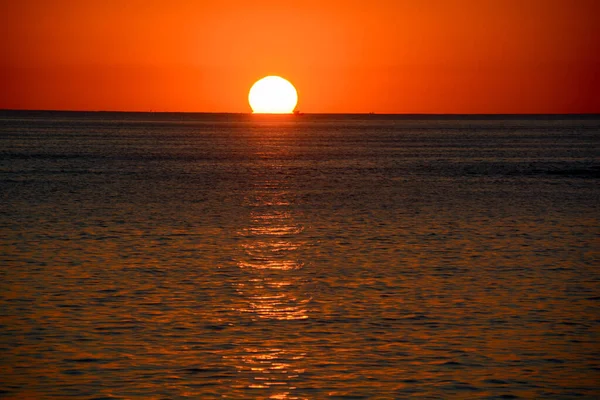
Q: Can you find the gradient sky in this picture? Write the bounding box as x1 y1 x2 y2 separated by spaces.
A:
2 0 599 113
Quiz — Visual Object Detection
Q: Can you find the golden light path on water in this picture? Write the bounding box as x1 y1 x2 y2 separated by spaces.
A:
236 207 309 320
225 141 311 397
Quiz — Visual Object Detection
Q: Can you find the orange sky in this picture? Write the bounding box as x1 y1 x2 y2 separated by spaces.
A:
2 0 599 113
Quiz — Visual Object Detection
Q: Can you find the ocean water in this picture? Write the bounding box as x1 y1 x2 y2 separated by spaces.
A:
0 111 598 399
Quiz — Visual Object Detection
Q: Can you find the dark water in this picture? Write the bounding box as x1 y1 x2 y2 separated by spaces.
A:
1 111 599 399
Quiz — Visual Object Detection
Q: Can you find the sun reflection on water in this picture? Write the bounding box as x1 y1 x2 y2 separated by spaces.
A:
224 347 307 390
235 277 310 320
226 158 312 398
235 190 309 320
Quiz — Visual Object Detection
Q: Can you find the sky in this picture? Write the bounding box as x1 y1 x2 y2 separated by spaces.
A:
2 0 599 113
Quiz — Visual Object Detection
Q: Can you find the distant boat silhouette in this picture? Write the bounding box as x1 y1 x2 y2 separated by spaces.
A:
293 109 303 116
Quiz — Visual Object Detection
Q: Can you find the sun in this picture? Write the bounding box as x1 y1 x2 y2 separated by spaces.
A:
248 76 298 114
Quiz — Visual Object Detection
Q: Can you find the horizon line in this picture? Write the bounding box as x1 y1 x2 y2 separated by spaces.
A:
1 108 599 117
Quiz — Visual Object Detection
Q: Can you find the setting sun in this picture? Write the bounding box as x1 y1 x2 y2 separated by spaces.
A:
248 76 298 114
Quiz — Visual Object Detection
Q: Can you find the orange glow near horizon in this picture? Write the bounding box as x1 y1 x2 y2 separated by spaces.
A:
1 1 599 114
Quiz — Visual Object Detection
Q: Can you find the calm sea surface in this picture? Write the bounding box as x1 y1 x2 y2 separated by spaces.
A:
1 111 599 399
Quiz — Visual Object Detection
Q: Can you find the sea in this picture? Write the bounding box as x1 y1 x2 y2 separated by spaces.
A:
1 111 598 399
